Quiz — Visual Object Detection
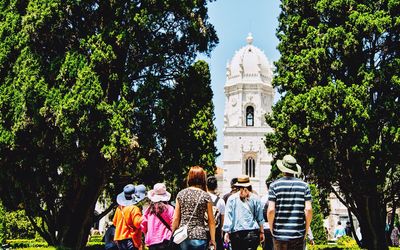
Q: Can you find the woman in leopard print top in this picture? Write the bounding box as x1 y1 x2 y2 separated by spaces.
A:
172 166 216 250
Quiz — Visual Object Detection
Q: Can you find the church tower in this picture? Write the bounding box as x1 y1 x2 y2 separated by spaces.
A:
222 34 274 196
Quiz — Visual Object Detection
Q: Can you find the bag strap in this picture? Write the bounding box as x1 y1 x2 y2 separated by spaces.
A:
213 196 220 206
186 190 202 226
119 206 136 230
156 213 171 231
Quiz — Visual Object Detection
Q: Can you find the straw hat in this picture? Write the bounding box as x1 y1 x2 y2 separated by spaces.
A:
234 175 252 187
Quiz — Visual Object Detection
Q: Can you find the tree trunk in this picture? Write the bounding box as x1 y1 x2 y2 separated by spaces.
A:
357 194 388 250
55 157 106 249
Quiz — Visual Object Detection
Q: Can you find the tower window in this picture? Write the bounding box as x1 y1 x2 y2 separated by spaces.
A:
246 106 254 126
245 157 255 177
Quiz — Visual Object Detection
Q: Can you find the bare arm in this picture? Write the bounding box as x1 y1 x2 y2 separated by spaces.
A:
206 201 216 248
171 199 181 232
305 200 313 236
267 201 276 234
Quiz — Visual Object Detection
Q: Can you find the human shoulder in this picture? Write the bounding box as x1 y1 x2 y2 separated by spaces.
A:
227 192 239 203
176 187 190 199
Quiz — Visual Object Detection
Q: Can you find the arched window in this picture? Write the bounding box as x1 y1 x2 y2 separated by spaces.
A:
246 106 254 126
245 157 255 177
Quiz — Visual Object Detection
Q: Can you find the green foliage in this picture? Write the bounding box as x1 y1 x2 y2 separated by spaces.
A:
308 245 359 250
0 0 218 248
132 60 219 195
337 236 358 248
265 0 400 248
4 209 36 239
7 238 103 249
394 213 399 227
88 235 102 243
7 239 47 248
0 202 5 243
310 184 328 244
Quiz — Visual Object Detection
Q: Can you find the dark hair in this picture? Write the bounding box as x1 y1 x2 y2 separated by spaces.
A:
338 221 342 225
207 176 218 191
230 177 238 188
265 179 272 189
187 166 207 191
149 201 167 215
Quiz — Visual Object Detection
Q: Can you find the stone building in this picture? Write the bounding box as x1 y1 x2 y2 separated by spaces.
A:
221 34 274 196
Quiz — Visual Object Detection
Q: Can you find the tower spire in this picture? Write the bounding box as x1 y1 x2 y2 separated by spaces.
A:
246 33 253 44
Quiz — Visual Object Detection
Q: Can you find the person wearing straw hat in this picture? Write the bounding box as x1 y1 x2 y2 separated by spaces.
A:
140 183 175 250
267 155 313 250
222 175 265 250
113 184 146 250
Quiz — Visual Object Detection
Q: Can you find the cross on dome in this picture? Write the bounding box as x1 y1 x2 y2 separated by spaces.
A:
246 33 253 44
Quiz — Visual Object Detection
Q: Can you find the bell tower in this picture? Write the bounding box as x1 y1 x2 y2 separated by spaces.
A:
222 34 274 195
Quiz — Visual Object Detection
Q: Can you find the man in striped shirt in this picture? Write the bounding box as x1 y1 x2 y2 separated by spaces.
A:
267 155 313 250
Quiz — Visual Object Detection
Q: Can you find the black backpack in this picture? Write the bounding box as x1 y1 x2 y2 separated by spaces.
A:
204 196 221 228
263 201 268 222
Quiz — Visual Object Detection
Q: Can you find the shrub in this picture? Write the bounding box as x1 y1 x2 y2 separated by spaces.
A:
309 184 328 244
6 239 48 248
0 202 6 243
308 244 360 249
88 234 103 242
4 209 36 239
337 236 358 248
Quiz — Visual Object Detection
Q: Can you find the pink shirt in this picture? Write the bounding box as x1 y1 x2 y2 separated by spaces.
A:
140 204 174 246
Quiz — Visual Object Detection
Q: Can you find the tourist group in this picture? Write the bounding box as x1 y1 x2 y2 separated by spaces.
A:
104 154 312 250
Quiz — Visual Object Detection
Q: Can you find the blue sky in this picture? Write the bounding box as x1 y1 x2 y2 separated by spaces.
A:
197 0 281 167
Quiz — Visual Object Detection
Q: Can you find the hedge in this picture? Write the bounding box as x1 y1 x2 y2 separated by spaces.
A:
6 239 104 249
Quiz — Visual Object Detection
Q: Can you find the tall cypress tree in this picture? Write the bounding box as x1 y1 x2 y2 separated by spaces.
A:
0 1 217 249
266 0 400 249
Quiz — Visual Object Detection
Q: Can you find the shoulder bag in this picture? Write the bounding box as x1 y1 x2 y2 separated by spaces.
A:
173 192 202 244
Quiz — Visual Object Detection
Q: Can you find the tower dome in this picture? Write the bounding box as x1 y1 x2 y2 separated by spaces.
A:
226 33 273 86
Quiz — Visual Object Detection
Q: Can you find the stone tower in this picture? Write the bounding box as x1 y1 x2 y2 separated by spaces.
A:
222 34 274 196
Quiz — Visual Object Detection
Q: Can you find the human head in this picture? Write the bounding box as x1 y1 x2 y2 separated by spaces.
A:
230 177 238 189
265 179 272 189
187 166 207 191
338 221 342 225
116 184 146 206
276 154 302 176
207 176 218 191
234 175 253 198
234 175 252 188
148 183 171 203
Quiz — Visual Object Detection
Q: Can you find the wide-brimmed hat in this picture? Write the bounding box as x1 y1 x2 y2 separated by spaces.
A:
234 175 252 187
276 155 302 176
147 183 171 202
117 184 146 206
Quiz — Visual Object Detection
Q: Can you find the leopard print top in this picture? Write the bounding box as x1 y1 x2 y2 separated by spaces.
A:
176 187 211 240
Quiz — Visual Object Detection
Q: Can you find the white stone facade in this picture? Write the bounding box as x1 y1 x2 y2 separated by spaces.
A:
222 34 274 196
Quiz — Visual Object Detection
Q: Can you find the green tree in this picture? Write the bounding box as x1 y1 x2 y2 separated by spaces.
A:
129 60 218 196
265 0 400 249
0 202 5 243
309 184 327 244
0 1 217 249
162 60 219 194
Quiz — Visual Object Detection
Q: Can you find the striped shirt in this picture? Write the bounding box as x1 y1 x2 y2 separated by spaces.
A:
268 177 312 241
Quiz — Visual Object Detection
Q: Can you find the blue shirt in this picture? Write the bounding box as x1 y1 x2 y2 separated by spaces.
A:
222 192 264 233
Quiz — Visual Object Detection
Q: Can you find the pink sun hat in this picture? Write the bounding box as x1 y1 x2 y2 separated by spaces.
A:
147 183 171 202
